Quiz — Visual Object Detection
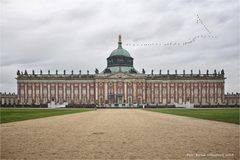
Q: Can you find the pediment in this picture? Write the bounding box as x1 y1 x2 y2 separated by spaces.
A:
106 72 135 79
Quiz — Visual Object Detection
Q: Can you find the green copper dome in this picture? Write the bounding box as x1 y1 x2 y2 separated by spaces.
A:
110 48 131 57
109 35 131 58
103 35 138 74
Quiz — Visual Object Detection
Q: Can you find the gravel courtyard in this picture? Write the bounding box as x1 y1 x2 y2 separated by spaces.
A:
1 109 239 159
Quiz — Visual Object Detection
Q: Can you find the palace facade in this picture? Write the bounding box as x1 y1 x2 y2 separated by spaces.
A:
16 35 226 107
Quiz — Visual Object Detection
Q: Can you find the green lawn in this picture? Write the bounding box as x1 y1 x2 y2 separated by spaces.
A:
0 108 93 123
147 108 240 124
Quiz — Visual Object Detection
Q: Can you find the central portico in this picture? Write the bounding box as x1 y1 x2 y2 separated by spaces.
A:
95 72 145 107
98 35 141 107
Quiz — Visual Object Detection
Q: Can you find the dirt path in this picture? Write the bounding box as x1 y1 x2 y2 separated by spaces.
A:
1 109 239 159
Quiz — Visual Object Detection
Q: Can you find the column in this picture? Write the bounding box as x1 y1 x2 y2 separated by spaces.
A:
63 83 66 101
48 83 50 101
95 82 98 103
124 82 127 103
40 83 42 103
32 83 35 103
87 83 89 103
133 82 136 103
24 83 27 103
71 83 73 102
79 83 81 102
105 82 108 101
143 82 145 104
56 83 58 102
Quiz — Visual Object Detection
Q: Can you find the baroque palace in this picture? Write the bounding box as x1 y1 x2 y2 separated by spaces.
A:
12 35 230 107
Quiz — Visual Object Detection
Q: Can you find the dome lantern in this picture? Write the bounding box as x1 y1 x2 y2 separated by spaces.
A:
118 34 122 49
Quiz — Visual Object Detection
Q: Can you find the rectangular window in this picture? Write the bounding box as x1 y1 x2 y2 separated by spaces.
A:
82 89 86 95
74 89 78 95
210 88 213 95
43 88 47 96
138 88 142 94
90 88 94 95
59 89 63 95
186 88 190 95
51 89 55 95
67 89 70 95
218 88 221 97
194 88 198 96
178 89 182 94
147 89 150 95
118 88 122 94
21 89 24 95
100 88 103 95
128 88 132 95
36 89 39 95
28 89 32 95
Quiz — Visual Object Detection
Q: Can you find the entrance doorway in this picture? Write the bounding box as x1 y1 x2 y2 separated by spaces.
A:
108 94 123 107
